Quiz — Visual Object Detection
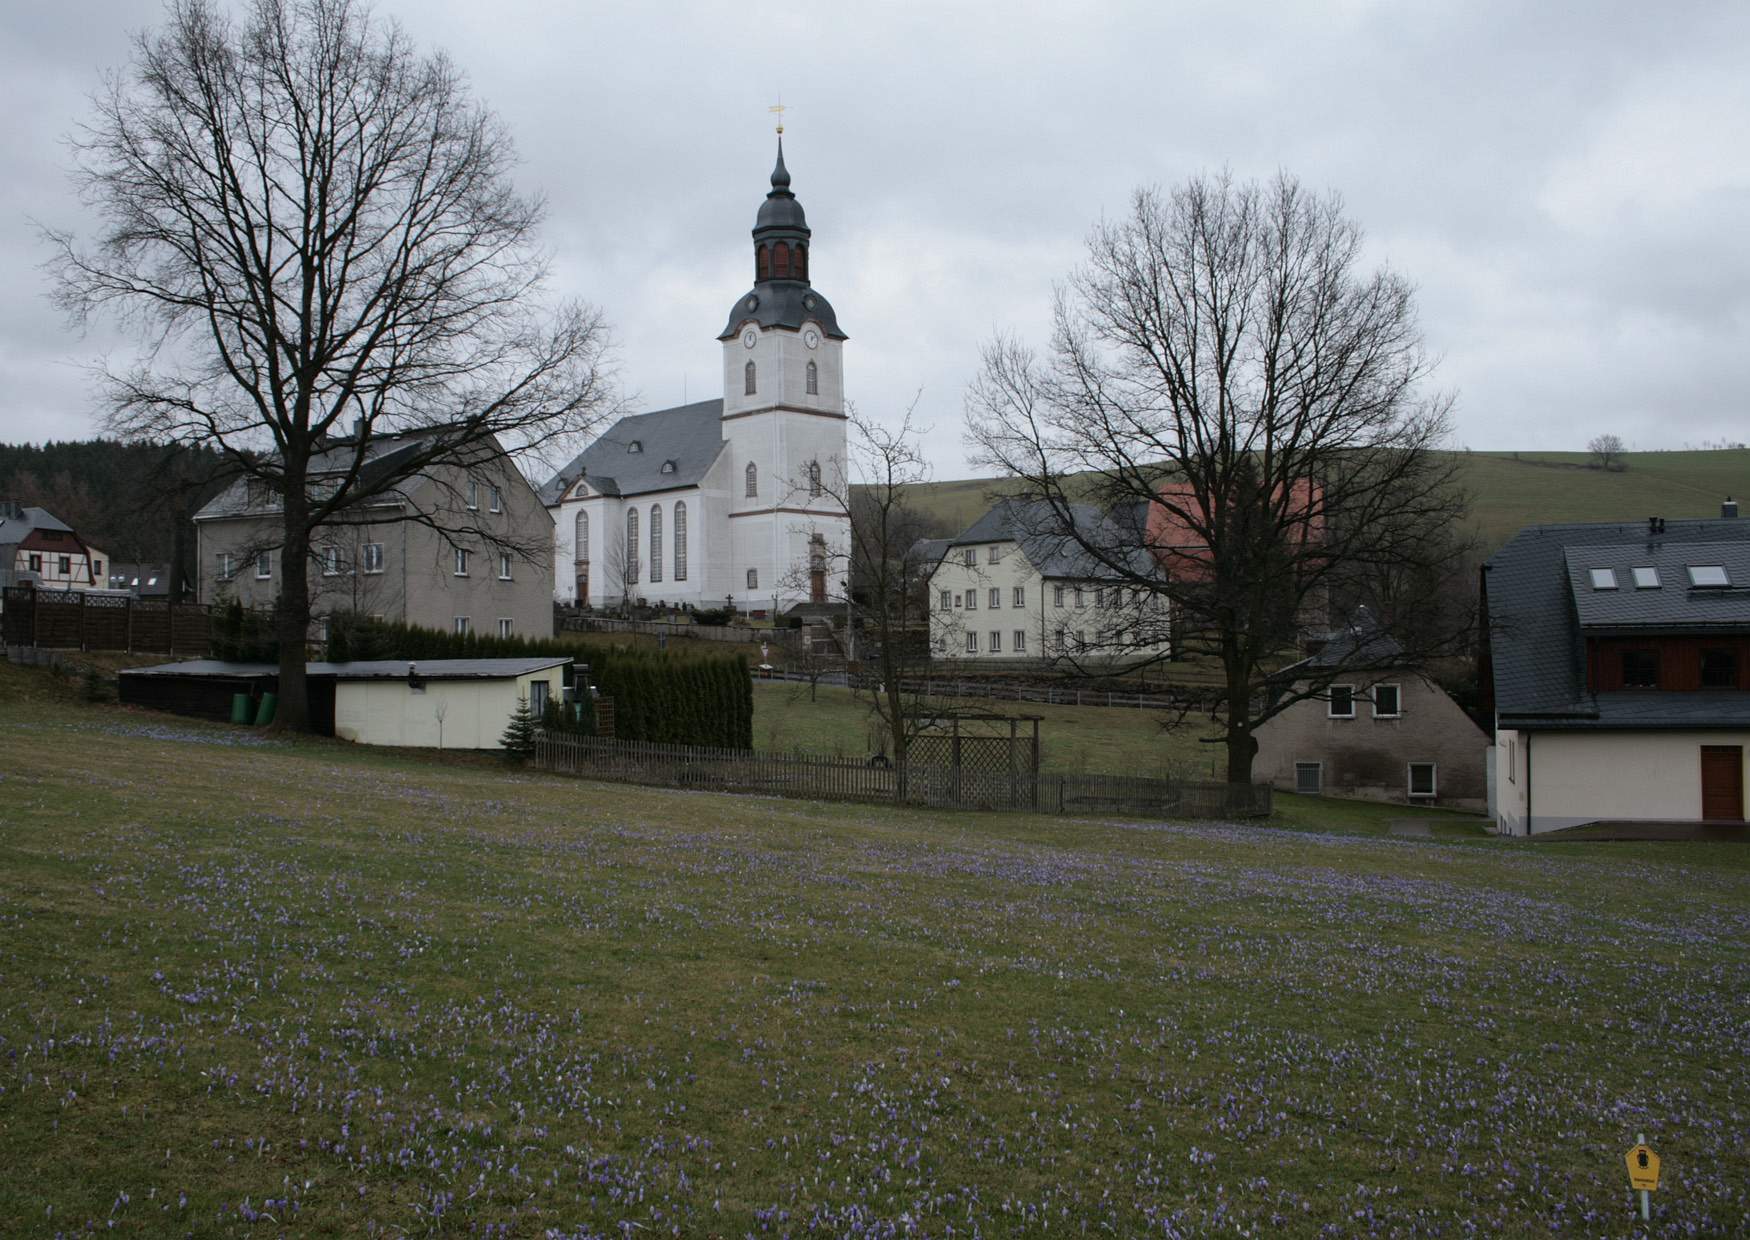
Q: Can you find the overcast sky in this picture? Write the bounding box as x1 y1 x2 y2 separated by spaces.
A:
4 0 1747 481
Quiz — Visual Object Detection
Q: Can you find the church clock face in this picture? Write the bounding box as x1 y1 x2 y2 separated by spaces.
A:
742 328 758 349
803 329 820 350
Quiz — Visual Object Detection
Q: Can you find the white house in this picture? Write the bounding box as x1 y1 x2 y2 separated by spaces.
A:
927 499 1170 664
543 140 849 614
0 501 110 592
1484 509 1750 835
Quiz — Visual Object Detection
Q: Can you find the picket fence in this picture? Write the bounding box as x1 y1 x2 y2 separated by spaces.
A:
531 731 1271 820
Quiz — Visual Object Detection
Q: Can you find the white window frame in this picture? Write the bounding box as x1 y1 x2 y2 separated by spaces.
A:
988 544 1002 564
454 616 471 634
454 547 470 577
1054 626 1066 651
1074 587 1085 608
255 552 272 580
466 479 480 511
1372 683 1402 719
964 547 977 567
965 631 979 654
362 542 384 574
497 618 513 638
1407 761 1438 799
1013 629 1027 652
966 590 977 611
320 546 341 576
1631 566 1660 589
1328 684 1356 718
498 552 513 581
939 590 951 610
989 629 1002 653
989 587 1001 609
746 567 758 591
1295 761 1323 795
216 552 235 582
1588 567 1617 590
1054 585 1065 607
1013 586 1025 608
489 485 503 514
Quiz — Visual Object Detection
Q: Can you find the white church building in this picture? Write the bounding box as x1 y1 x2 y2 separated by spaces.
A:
542 141 850 613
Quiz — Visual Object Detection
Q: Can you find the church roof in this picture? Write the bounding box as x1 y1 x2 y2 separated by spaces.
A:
540 399 726 504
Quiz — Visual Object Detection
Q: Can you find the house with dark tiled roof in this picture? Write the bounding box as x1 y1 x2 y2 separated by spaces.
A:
0 501 109 592
1483 503 1750 834
926 498 1170 663
1254 618 1489 808
543 141 849 613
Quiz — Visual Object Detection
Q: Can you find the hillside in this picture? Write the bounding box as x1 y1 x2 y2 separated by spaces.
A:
898 448 1750 552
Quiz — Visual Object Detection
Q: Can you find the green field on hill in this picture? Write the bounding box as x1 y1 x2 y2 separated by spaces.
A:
896 448 1750 551
2 666 1746 1234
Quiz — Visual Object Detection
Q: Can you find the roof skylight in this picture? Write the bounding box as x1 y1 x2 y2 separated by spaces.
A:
1687 564 1730 588
1588 568 1618 590
1631 566 1660 589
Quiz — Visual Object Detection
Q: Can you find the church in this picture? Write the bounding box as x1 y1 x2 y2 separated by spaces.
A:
541 140 851 613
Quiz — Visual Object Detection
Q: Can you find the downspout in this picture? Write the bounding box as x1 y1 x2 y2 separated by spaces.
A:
1524 732 1533 838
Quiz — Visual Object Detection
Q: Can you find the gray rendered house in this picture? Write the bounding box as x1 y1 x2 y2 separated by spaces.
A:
193 428 554 642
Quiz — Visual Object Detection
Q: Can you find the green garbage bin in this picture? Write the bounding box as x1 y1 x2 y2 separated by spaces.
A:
254 691 277 727
231 693 252 724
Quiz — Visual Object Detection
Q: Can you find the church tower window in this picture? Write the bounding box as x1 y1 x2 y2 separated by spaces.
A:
625 509 639 584
745 461 758 498
794 244 807 281
773 241 790 279
806 360 818 395
745 360 757 396
649 504 663 583
757 244 770 281
747 567 759 591
574 510 588 563
673 502 687 581
808 460 822 497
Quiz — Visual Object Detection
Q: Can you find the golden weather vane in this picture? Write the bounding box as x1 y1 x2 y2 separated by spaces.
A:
768 101 787 135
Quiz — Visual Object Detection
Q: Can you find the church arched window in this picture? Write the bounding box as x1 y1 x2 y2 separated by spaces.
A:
625 508 639 584
673 501 687 581
747 567 759 591
794 244 807 281
745 360 756 396
808 460 822 497
574 510 588 563
648 504 663 583
745 461 758 498
806 360 818 396
773 242 790 279
757 244 770 281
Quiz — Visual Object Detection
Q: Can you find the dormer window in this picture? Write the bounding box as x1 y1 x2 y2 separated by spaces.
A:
626 440 642 454
1631 566 1660 589
661 459 677 475
1687 565 1730 588
1588 568 1617 590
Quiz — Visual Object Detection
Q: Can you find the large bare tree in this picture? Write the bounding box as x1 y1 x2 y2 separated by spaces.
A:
45 0 613 729
967 171 1472 784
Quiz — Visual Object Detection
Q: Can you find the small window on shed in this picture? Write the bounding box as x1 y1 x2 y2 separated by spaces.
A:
1589 568 1618 590
1632 566 1660 589
1688 564 1730 588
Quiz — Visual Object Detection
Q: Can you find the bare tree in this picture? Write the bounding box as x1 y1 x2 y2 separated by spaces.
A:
44 0 613 729
1588 433 1626 472
967 171 1472 784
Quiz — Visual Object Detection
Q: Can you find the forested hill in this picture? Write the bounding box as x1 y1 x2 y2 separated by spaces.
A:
0 439 229 574
896 448 1750 553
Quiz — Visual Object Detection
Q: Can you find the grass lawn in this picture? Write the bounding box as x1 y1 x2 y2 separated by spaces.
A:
2 669 1747 1234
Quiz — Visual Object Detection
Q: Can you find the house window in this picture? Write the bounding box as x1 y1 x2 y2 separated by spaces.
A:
1588 568 1617 590
747 567 759 591
939 589 951 610
745 462 758 498
489 485 503 513
1054 627 1066 651
1408 762 1438 798
649 505 663 583
966 590 977 611
255 552 272 580
1621 649 1659 688
498 552 513 580
626 439 642 454
321 547 341 576
954 593 962 608
745 360 757 396
808 460 822 497
988 545 1002 564
454 548 469 576
989 588 1001 609
573 512 588 564
1688 564 1730 588
1073 587 1084 608
966 631 979 654
466 480 479 510
91 559 102 578
626 509 639 583
1373 684 1402 718
454 616 471 634
498 618 513 638
964 547 977 567
1295 762 1323 795
989 630 1002 653
1013 586 1025 607
1013 629 1027 652
216 552 234 581
1700 648 1738 689
58 555 72 575
1076 629 1087 649
530 679 549 715
27 553 42 573
1632 566 1660 589
673 502 687 581
363 542 384 573
1328 685 1355 718
1054 585 1065 607
806 360 818 395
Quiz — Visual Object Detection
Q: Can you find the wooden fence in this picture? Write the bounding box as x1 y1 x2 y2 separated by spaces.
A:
530 731 1271 820
1 586 210 655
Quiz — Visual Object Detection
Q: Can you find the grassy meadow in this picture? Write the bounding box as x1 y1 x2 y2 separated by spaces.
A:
2 662 1748 1235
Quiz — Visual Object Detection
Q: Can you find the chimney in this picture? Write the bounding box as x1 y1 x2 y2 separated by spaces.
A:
1724 496 1739 519
1647 516 1666 536
353 417 365 441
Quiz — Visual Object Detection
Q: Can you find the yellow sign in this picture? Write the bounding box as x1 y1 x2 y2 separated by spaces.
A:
1626 1143 1661 1192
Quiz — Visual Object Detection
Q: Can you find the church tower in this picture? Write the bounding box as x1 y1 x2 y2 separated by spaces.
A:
717 138 850 609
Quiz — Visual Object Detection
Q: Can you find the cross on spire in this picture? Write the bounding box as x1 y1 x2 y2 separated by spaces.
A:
768 101 786 135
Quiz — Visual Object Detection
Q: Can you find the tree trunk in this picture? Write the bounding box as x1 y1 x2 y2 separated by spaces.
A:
275 473 312 732
1221 630 1257 785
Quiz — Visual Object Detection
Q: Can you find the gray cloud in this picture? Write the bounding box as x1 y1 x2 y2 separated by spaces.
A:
4 0 1747 477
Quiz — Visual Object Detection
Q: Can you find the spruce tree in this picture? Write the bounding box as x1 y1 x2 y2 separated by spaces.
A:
499 695 540 764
